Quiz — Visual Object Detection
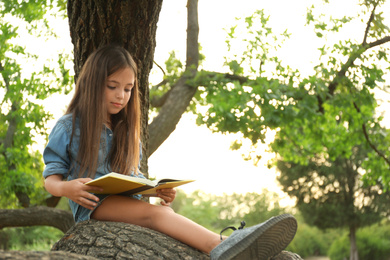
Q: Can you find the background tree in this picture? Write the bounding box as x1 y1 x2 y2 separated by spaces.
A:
183 0 390 190
183 2 389 258
0 0 74 231
276 144 390 260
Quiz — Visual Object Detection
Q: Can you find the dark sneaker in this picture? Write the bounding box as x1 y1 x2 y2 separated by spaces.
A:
210 214 297 260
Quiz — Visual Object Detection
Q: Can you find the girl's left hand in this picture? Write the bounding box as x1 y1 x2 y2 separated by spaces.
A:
156 188 176 206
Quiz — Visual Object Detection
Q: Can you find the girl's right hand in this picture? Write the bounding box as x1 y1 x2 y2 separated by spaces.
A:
44 175 103 210
63 178 104 210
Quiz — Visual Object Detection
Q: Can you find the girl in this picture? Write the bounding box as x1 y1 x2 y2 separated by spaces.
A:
43 45 297 260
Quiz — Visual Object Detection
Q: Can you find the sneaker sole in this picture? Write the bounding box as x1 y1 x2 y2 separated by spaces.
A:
220 214 297 260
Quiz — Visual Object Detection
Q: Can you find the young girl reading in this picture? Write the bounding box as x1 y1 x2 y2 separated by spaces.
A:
43 45 297 259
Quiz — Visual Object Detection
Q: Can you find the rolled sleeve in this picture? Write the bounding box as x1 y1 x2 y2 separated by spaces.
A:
42 121 71 179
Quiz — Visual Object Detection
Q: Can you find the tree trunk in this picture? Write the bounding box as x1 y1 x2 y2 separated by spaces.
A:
52 220 209 259
349 225 359 260
67 0 163 173
50 220 303 260
0 207 74 233
0 251 98 260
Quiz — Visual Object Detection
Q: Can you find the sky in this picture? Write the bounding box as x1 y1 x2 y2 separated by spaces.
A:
18 0 389 206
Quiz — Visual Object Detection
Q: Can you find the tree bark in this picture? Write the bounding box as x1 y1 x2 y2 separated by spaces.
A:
349 226 359 260
67 0 163 173
51 220 302 260
0 251 98 260
0 207 74 233
0 250 302 260
52 220 209 259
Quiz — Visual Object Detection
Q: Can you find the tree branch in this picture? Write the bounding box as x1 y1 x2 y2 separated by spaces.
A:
316 2 390 168
153 60 166 76
150 60 168 98
4 104 18 150
367 35 390 49
150 72 249 108
362 1 379 45
0 61 32 208
352 101 390 167
219 72 249 84
148 0 199 156
0 207 74 233
327 4 389 98
150 86 171 108
0 61 19 151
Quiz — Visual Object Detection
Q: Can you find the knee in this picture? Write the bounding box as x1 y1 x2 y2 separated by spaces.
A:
154 205 174 216
148 205 175 225
162 205 174 213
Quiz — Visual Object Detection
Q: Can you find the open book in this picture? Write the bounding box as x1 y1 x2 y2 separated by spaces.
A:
85 172 194 195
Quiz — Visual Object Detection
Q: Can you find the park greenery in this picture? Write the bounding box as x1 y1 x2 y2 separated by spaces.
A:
3 190 390 259
0 0 71 209
1 0 390 259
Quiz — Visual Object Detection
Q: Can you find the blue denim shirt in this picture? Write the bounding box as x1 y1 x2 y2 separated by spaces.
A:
43 114 144 223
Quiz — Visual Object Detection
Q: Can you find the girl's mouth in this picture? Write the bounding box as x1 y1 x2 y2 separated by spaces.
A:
112 103 122 108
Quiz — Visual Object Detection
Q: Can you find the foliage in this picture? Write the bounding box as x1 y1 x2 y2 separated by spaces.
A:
1 226 63 251
277 145 390 231
1 0 67 22
328 220 390 260
170 1 390 189
287 213 339 258
171 189 288 234
0 0 72 208
276 143 390 259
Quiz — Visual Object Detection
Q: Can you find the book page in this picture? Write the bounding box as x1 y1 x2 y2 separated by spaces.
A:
136 180 194 195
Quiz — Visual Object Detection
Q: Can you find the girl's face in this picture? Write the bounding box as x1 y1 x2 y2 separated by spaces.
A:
104 67 135 119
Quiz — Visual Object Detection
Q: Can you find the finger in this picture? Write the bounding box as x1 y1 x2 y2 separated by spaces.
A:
158 188 176 194
141 194 157 197
160 200 171 206
157 192 171 199
80 197 99 210
78 178 94 184
75 190 100 203
85 192 100 203
158 195 173 204
74 197 92 210
85 185 104 193
157 190 175 197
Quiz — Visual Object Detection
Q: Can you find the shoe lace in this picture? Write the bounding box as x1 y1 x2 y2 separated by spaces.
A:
219 221 246 241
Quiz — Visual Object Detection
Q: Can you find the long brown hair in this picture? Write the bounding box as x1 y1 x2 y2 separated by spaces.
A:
66 45 141 177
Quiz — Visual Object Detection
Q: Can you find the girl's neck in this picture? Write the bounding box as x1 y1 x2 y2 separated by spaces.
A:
104 120 112 130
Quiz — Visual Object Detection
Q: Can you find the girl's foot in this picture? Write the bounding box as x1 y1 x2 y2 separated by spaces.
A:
210 214 297 260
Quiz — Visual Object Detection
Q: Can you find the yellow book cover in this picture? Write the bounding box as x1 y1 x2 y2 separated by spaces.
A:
85 172 194 195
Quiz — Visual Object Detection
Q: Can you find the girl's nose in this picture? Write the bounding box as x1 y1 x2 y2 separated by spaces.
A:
116 90 124 99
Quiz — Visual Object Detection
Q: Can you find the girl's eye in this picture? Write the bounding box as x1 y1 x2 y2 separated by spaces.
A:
107 86 115 90
125 88 132 93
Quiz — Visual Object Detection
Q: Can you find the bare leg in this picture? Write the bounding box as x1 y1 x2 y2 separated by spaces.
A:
91 195 220 253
